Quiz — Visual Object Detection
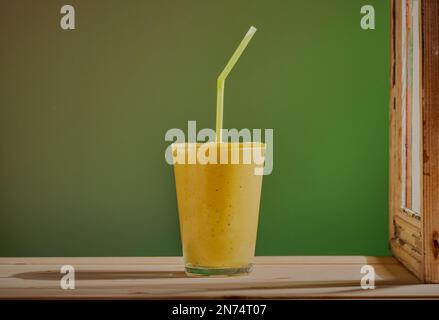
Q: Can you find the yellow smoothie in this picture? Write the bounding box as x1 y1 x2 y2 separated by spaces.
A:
173 143 265 275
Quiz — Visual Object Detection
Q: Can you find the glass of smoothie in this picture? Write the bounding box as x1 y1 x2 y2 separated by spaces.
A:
173 142 265 276
172 26 263 276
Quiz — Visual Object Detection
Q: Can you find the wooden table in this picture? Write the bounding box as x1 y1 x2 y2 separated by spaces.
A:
1 256 439 299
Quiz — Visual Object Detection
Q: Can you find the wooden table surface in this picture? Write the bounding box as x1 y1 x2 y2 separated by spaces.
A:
1 256 439 299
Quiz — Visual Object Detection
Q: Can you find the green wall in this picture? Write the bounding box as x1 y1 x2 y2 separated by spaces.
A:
0 0 390 256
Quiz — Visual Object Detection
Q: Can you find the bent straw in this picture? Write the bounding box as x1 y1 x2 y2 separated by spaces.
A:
216 26 257 142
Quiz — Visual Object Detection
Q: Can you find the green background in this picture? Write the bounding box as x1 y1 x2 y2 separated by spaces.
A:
0 0 390 256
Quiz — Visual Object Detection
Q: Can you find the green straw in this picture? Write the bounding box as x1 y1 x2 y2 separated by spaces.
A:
216 26 257 142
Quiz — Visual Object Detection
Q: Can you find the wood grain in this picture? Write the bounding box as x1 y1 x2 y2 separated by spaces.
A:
389 0 425 280
422 0 439 283
389 0 401 249
1 257 438 299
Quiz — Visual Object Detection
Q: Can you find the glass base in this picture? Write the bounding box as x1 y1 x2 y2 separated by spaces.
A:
185 264 253 277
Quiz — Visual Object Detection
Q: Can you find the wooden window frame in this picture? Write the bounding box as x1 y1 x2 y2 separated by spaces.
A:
389 0 439 283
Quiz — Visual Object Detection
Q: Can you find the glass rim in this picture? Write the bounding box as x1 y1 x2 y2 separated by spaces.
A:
171 142 266 150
